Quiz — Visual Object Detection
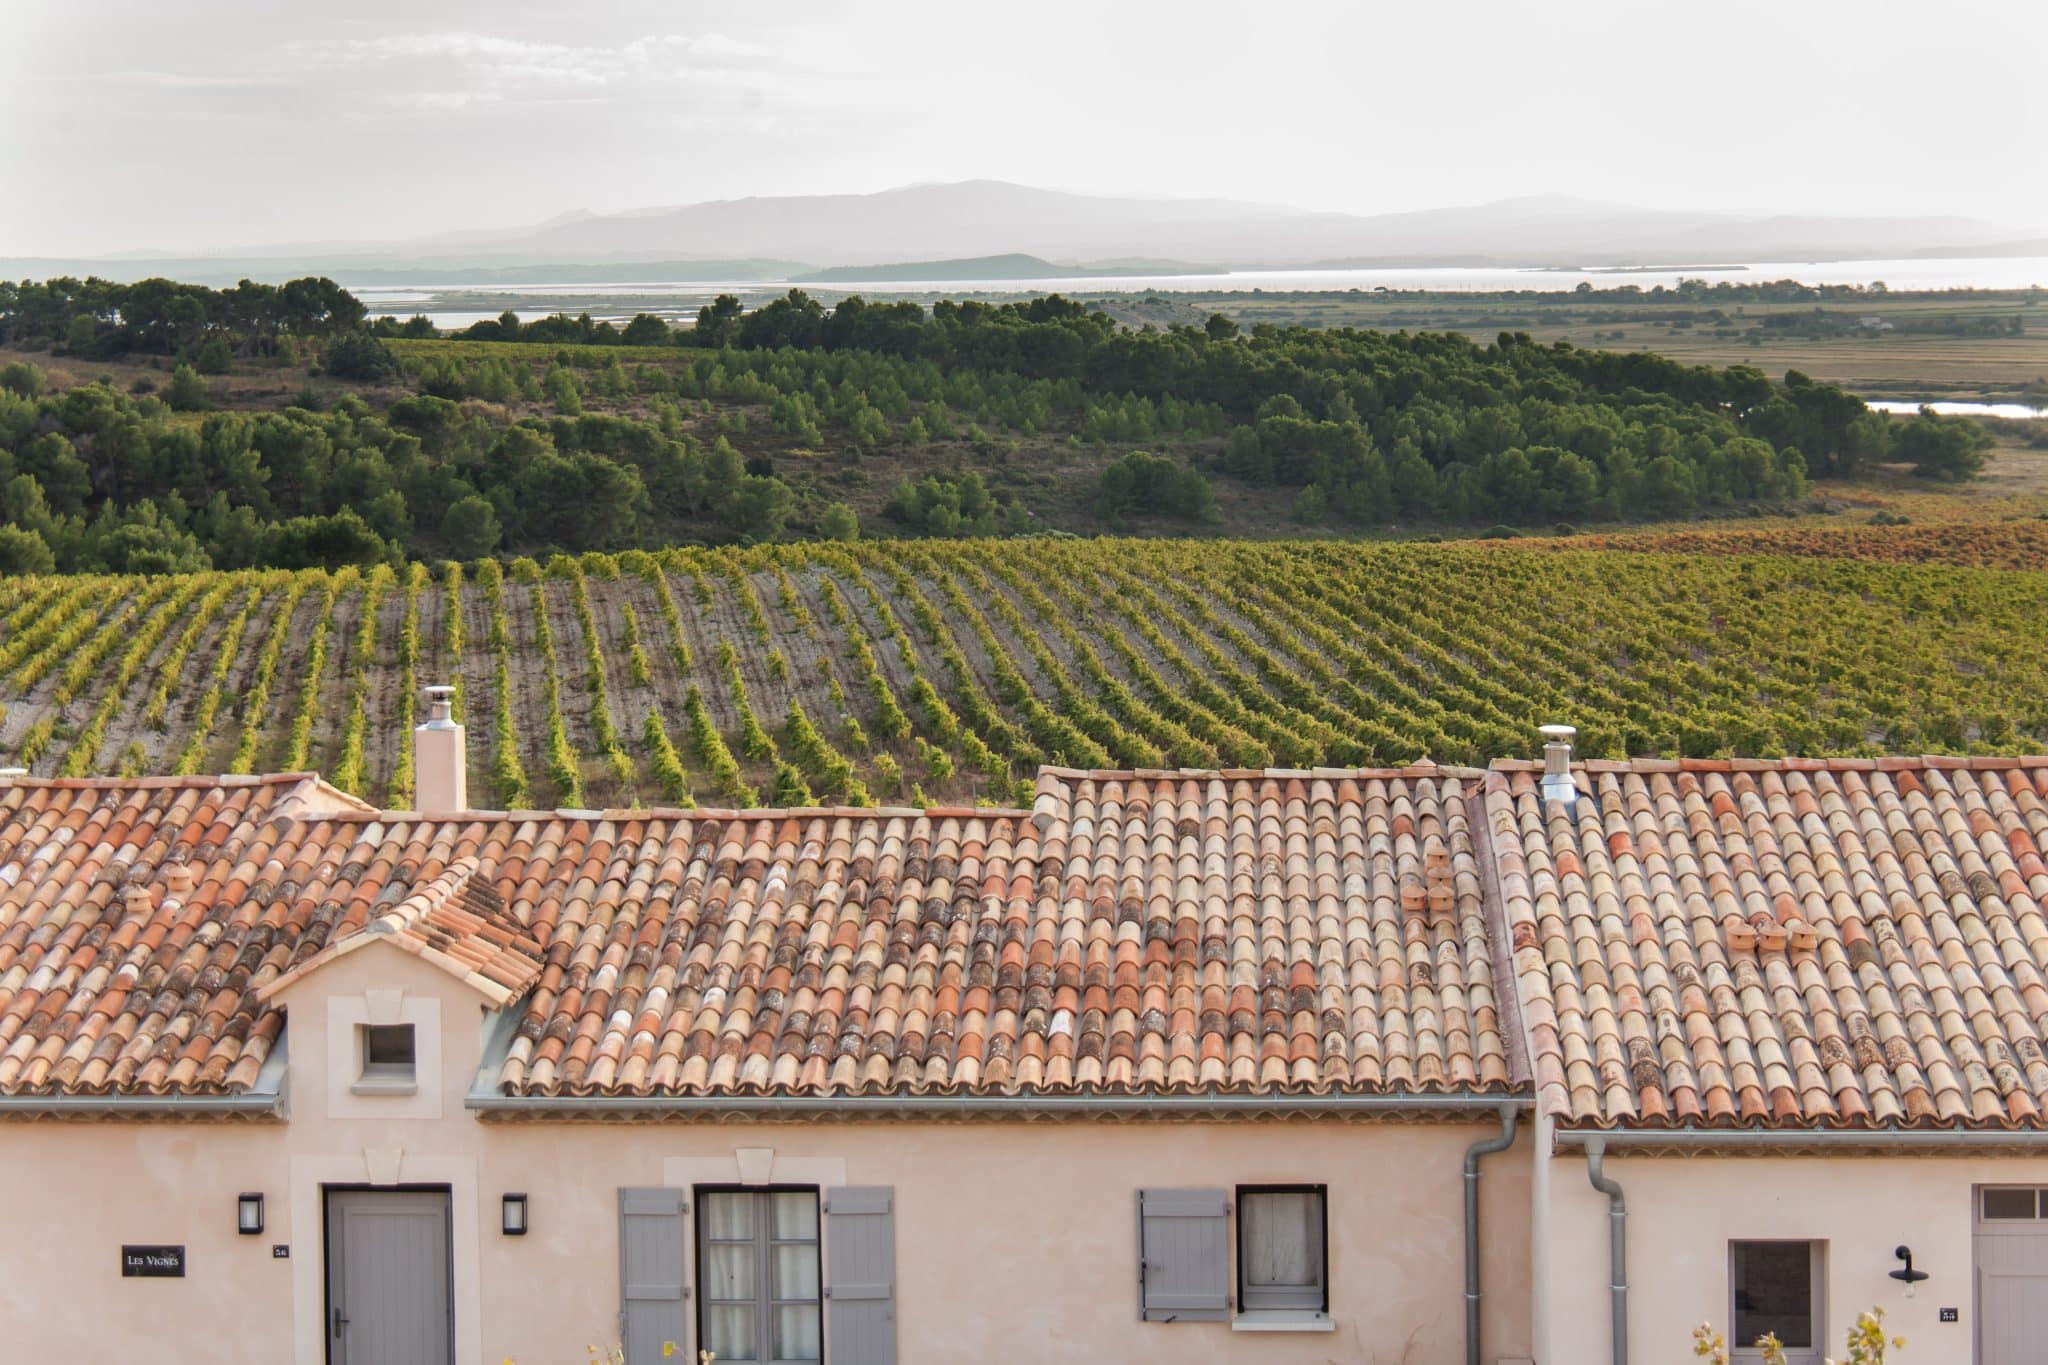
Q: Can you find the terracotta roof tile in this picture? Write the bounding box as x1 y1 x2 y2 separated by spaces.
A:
0 767 1512 1102
1491 756 2048 1131
255 856 542 1007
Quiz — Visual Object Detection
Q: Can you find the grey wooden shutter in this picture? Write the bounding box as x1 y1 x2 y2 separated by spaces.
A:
619 1188 689 1365
825 1185 897 1364
1138 1188 1231 1321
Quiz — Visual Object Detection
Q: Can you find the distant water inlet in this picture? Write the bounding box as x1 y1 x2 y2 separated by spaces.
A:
350 255 2048 329
1864 400 2048 419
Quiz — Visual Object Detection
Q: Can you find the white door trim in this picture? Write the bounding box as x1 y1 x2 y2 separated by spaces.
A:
290 1153 479 1365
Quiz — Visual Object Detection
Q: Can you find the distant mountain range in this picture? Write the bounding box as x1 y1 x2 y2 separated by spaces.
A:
4 181 2039 286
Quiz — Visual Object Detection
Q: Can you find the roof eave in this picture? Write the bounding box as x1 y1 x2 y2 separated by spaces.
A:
1553 1123 2048 1154
0 1037 290 1120
466 1090 1533 1122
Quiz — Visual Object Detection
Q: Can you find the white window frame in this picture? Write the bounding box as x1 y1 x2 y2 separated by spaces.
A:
1729 1239 1825 1365
353 1022 419 1094
1977 1185 2048 1224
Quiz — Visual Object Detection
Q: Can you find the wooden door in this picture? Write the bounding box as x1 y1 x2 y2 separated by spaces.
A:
325 1189 454 1365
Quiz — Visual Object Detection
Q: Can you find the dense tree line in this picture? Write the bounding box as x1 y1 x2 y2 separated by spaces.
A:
0 359 841 573
449 287 1914 525
0 276 369 361
0 276 2002 571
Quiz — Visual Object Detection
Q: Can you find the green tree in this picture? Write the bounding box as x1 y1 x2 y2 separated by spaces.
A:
441 495 503 559
265 508 387 569
0 361 47 397
1892 408 1992 482
194 336 234 375
1204 312 1240 341
542 363 584 415
694 294 744 347
723 475 795 542
323 330 398 381
164 363 210 412
0 524 55 574
1639 455 1697 516
819 502 860 541
620 314 670 346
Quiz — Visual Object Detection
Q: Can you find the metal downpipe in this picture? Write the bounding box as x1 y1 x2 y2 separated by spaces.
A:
1584 1136 1628 1365
1463 1103 1519 1365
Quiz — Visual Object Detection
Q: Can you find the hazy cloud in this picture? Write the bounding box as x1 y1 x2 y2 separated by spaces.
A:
1 0 2042 257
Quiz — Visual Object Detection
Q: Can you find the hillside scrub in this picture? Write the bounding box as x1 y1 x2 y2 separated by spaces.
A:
0 274 1967 568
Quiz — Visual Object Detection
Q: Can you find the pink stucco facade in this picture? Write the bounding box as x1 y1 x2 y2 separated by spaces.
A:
1 942 1535 1364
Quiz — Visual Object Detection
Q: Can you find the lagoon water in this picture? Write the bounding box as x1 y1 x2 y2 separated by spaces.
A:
355 255 2048 330
1865 400 2048 419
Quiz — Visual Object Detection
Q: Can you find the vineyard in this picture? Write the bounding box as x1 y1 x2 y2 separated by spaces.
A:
1531 519 2048 571
0 538 2042 809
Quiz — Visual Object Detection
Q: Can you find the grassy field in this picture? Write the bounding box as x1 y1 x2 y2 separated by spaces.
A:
1092 289 2048 401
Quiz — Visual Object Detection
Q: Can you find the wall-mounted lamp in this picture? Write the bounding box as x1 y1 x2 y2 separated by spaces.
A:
1889 1245 1929 1298
502 1193 529 1237
237 1193 265 1236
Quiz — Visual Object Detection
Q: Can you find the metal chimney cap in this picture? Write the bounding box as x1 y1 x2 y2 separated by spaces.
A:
421 683 459 730
1539 724 1578 742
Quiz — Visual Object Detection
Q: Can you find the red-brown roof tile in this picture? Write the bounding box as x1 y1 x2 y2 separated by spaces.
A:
1490 756 2048 1131
0 766 1514 1103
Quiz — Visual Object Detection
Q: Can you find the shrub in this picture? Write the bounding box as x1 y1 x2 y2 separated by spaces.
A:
324 331 399 382
164 364 209 411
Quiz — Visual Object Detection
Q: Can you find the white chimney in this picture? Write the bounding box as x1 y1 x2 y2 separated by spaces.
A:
415 685 467 815
1540 724 1577 809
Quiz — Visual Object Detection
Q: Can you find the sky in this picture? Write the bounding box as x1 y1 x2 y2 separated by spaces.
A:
2 0 2044 257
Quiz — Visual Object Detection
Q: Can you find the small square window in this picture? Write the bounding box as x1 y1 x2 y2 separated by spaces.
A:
1731 1241 1822 1363
1237 1186 1327 1313
354 1024 418 1093
1983 1188 2041 1220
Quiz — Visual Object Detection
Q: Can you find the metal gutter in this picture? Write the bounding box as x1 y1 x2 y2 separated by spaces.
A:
1554 1125 2048 1152
1462 1103 1520 1365
466 1089 1538 1120
1583 1136 1628 1365
0 1036 289 1119
0 1090 284 1117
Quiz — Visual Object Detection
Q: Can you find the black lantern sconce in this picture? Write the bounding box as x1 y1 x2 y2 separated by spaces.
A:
1889 1245 1929 1297
502 1193 529 1237
237 1192 265 1236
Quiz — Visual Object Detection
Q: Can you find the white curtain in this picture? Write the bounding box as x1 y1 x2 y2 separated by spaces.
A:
1243 1191 1318 1289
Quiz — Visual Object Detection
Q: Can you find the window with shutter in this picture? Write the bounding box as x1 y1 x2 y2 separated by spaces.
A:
824 1185 896 1365
619 1188 690 1365
695 1188 823 1364
1137 1188 1231 1322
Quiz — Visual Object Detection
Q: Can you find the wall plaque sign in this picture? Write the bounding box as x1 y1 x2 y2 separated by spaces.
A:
121 1245 186 1278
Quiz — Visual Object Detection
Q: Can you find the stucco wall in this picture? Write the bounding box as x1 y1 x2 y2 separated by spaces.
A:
0 946 1536 1365
1537 1144 2048 1364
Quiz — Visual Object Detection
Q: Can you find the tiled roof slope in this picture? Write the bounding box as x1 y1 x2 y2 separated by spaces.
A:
256 856 543 1008
0 765 1515 1102
0 774 369 1095
1489 756 2048 1131
491 765 1511 1097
